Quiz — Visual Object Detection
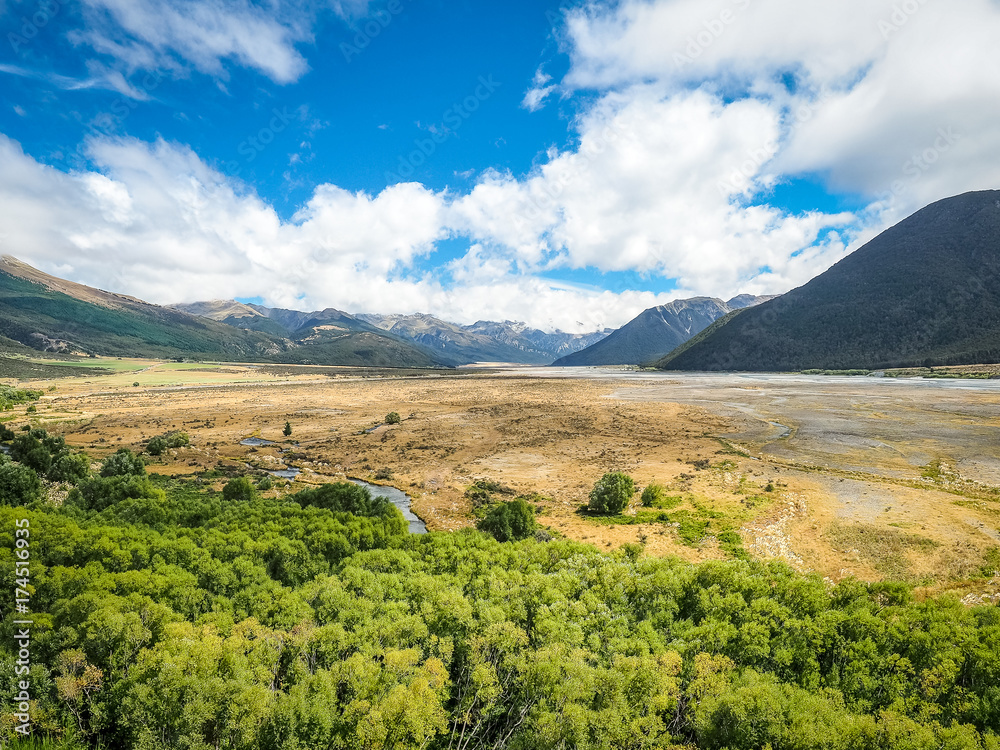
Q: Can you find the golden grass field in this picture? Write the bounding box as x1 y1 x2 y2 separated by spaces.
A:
6 359 1000 601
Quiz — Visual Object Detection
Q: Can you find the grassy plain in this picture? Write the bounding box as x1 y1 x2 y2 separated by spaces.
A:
6 363 1000 599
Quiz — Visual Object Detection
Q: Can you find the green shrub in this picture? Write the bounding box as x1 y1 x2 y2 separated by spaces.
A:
257 475 275 491
0 462 42 505
166 431 190 448
477 498 538 542
293 482 390 517
147 431 189 456
222 477 259 503
70 474 163 511
385 412 402 425
0 385 42 411
640 482 671 507
100 448 146 478
48 453 91 484
283 421 292 436
588 472 635 515
146 436 168 456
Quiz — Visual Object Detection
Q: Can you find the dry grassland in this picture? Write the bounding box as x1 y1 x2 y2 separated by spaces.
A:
8 364 1000 599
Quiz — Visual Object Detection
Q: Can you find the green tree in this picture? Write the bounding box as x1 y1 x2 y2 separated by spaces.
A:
0 462 42 505
100 448 146 478
145 436 168 456
222 476 259 503
588 471 635 514
477 498 538 542
385 412 402 425
283 421 292 436
49 453 91 484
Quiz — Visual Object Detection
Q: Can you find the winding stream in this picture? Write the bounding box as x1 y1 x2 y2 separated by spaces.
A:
350 479 428 534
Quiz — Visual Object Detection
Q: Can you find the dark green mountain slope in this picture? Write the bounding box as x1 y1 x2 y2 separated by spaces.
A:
554 295 772 366
657 190 1000 371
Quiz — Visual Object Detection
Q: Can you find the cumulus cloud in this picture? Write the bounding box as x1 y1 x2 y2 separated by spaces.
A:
452 86 855 297
0 129 767 332
559 0 1000 220
0 133 444 312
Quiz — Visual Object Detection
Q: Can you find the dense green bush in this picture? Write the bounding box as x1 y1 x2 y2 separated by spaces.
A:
385 412 402 425
48 452 91 483
477 498 538 542
147 431 190 456
100 448 146 478
293 482 401 524
69 474 164 511
588 471 636 514
0 384 42 411
0 461 42 505
222 476 260 503
145 435 168 456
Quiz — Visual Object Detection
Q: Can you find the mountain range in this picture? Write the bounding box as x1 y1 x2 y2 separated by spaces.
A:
657 189 1000 371
6 190 998 372
552 295 775 366
0 257 443 368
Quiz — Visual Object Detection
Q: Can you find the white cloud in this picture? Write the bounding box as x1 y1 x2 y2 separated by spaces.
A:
0 133 445 314
71 0 357 84
0 128 809 333
558 0 1000 221
522 68 557 112
452 86 855 297
0 62 151 98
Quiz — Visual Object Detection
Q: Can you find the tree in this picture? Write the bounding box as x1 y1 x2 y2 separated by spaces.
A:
588 472 635 514
223 476 259 503
293 482 394 519
385 412 402 425
0 462 42 505
49 453 91 484
100 448 146 478
283 421 292 437
146 436 168 456
477 498 537 542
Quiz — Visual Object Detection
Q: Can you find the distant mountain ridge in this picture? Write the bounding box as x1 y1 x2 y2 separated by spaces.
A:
553 295 775 366
0 258 445 368
358 313 612 365
656 190 1000 371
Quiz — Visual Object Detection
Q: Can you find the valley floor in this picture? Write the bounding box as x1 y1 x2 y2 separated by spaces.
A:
10 361 1000 597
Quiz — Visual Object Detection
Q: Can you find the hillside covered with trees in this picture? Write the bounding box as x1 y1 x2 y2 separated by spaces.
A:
2 427 1000 749
657 190 1000 371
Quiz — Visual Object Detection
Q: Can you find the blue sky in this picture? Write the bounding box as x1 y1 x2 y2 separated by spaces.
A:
1 0 999 331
